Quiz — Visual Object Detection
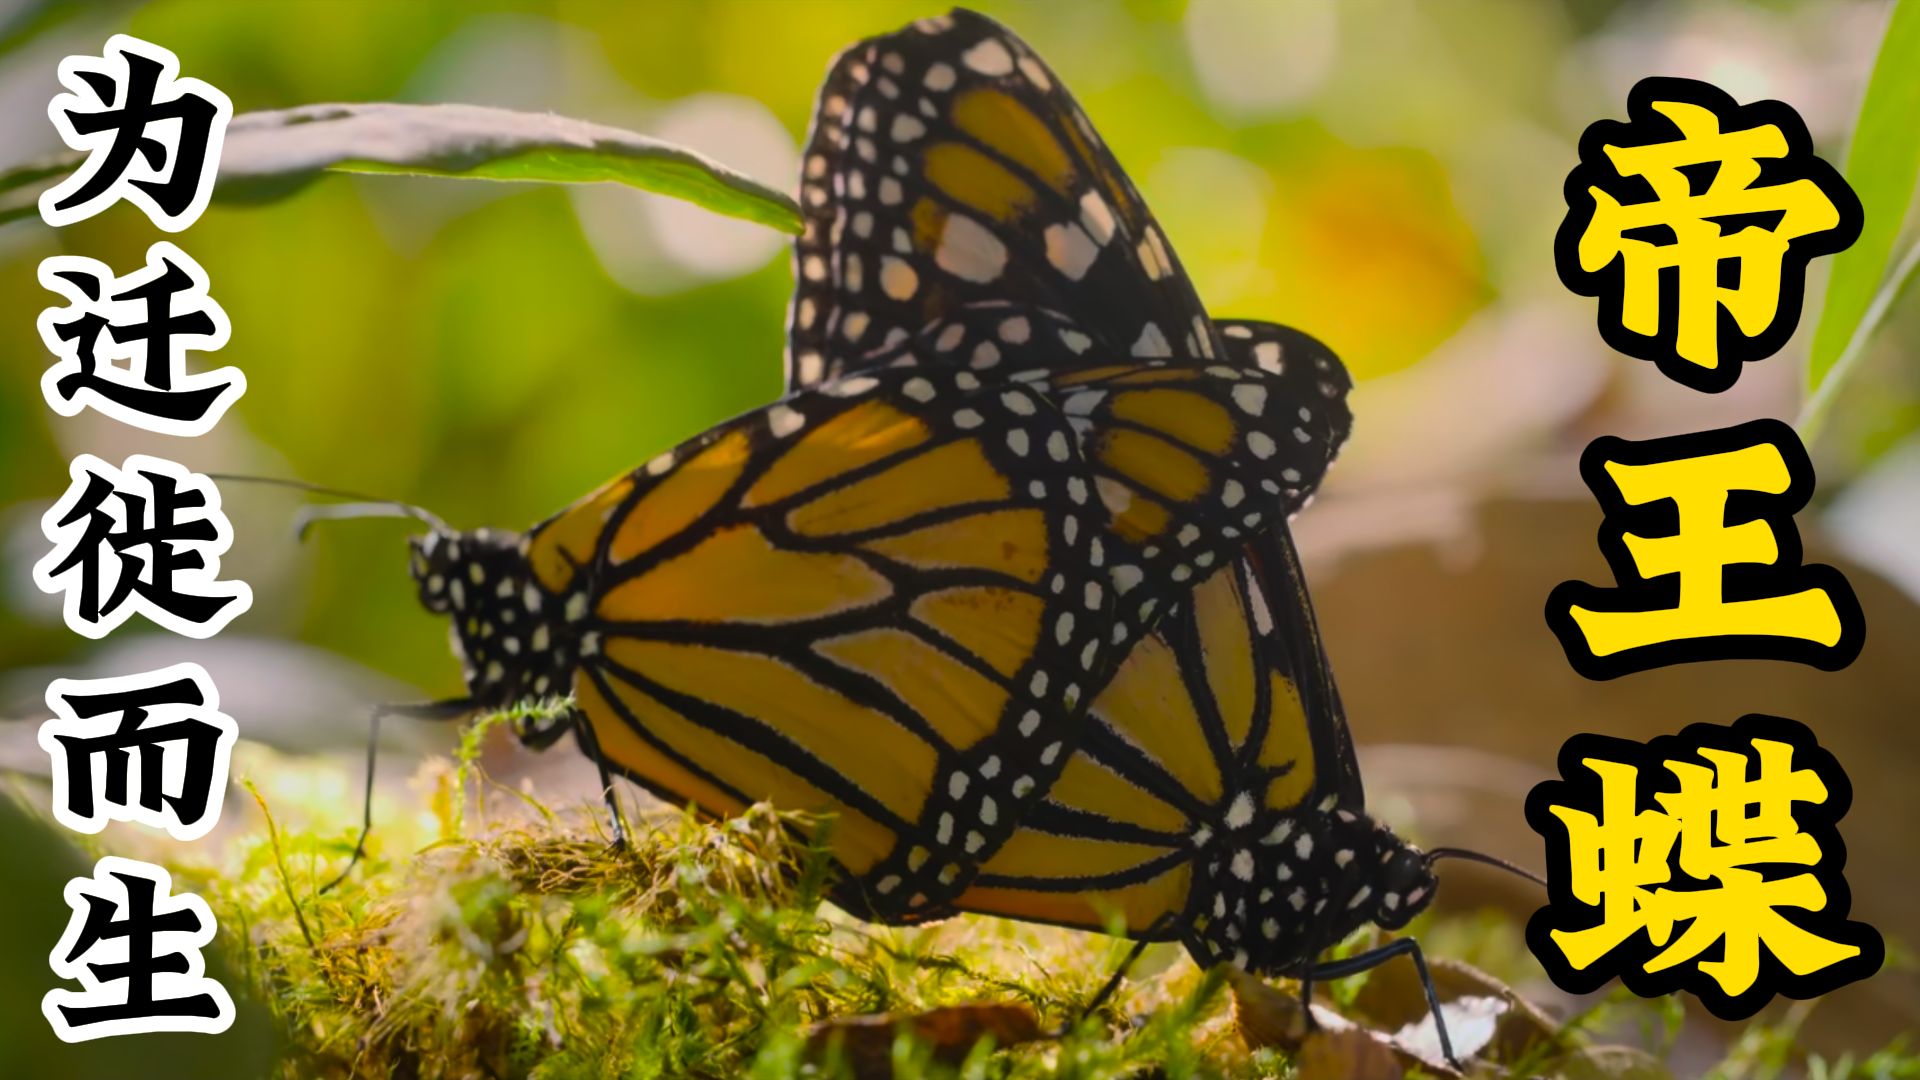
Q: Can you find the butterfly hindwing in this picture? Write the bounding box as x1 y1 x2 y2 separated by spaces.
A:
525 365 1127 919
957 523 1363 940
787 8 1219 390
872 303 1354 652
1214 319 1353 514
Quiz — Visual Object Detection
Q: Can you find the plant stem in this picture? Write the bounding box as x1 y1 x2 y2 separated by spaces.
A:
247 780 319 951
1799 233 1920 442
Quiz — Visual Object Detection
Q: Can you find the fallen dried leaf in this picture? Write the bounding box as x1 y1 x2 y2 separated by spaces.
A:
1296 1026 1407 1080
803 1002 1044 1078
1392 994 1505 1066
1227 965 1343 1049
1351 951 1564 1063
1227 967 1461 1077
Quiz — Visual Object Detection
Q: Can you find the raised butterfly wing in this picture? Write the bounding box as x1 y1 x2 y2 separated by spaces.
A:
955 522 1367 956
787 8 1220 390
521 366 1126 920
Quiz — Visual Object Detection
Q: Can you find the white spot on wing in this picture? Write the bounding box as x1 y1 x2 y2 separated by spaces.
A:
1253 341 1283 373
1246 573 1274 634
1044 222 1099 280
1132 322 1171 358
890 114 926 141
1231 850 1255 881
1079 190 1116 244
1232 383 1267 416
1063 390 1105 416
768 404 805 437
962 37 1015 76
936 214 1009 283
880 256 919 300
1017 55 1052 90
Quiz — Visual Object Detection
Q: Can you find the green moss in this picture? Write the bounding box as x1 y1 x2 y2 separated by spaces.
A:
112 715 1909 1080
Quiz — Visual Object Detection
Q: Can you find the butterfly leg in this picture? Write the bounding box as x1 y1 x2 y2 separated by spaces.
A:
1068 913 1175 1032
322 697 473 893
1298 970 1317 1032
569 709 629 848
1078 936 1153 1025
1304 937 1457 1069
1296 919 1333 1033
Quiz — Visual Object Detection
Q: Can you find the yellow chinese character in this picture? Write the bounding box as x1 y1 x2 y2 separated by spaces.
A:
1557 77 1859 393
1547 419 1862 679
1546 758 1679 968
1526 716 1881 1019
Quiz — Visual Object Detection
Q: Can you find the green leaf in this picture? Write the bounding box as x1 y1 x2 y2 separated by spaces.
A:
0 101 802 233
1804 0 1920 400
0 151 80 226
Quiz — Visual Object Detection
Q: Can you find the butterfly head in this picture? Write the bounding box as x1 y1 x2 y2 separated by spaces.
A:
1370 834 1439 931
1185 800 1437 975
408 526 576 719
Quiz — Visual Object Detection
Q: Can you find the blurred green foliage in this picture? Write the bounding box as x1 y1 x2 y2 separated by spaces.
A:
0 793 279 1077
1804 0 1920 430
5 0 1906 700
0 0 1524 697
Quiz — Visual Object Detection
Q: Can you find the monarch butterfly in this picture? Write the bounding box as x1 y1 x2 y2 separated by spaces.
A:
772 11 1543 1063
788 321 1517 1063
312 8 1351 919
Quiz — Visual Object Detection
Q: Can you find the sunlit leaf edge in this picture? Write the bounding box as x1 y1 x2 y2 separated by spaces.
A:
0 101 802 234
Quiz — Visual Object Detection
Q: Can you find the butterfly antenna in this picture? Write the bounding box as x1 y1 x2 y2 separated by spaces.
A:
205 473 450 538
1425 846 1547 889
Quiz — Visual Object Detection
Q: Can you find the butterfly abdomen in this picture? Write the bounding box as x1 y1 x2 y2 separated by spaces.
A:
1186 806 1437 975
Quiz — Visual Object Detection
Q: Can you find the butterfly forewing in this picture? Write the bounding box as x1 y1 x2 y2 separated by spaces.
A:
784 5 1362 670
787 8 1219 390
527 366 1124 918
